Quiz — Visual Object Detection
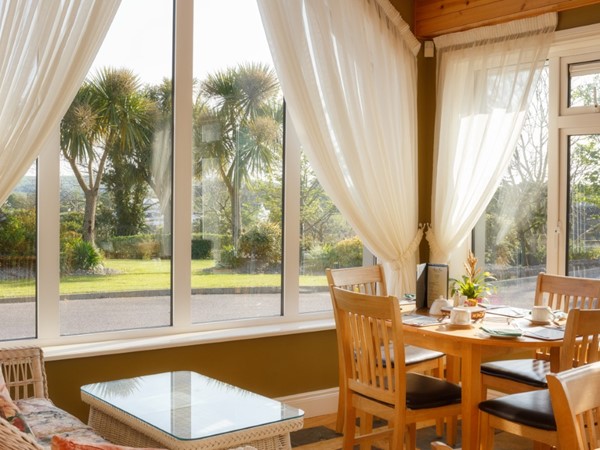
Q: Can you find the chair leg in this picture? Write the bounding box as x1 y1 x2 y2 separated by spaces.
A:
406 422 417 450
435 358 445 437
446 415 457 447
342 394 357 450
479 411 495 450
336 370 346 433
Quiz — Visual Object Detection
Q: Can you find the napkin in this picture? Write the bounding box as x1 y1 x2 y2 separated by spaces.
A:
480 326 523 337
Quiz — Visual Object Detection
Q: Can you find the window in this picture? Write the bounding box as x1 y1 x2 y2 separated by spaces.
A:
191 0 284 323
0 163 36 340
475 66 549 307
3 0 356 345
58 0 174 336
475 25 600 306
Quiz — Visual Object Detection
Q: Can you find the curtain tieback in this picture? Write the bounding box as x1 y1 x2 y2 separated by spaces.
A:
390 224 424 271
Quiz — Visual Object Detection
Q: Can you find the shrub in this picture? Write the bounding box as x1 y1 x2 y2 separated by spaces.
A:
218 245 244 269
106 235 160 259
330 236 363 267
191 238 213 259
61 236 102 274
239 223 281 266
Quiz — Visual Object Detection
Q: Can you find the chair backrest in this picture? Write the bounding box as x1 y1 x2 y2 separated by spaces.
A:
547 361 600 450
326 265 387 297
0 347 48 401
535 273 600 311
560 308 600 371
331 286 405 406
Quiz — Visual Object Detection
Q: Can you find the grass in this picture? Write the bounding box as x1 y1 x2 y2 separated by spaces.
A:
0 259 327 298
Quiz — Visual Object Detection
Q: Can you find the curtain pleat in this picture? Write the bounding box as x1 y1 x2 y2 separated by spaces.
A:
428 13 557 264
257 0 421 296
0 0 121 204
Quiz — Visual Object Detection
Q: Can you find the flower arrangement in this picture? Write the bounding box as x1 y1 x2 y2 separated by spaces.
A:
450 250 496 306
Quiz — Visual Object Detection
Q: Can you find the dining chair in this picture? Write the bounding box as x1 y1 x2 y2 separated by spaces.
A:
546 361 600 450
478 308 600 449
480 272 600 397
326 265 446 434
331 286 462 449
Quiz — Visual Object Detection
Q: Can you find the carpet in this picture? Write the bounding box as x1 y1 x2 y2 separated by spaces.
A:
290 421 535 449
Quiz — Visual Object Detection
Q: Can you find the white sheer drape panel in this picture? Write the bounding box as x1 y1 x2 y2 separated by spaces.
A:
0 0 121 204
257 0 421 296
428 13 556 264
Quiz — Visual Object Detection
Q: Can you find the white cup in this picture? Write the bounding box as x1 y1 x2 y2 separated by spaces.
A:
531 305 554 323
450 307 471 325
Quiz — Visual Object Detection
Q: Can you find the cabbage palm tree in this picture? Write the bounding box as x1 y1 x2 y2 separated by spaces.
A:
193 62 281 249
61 68 154 245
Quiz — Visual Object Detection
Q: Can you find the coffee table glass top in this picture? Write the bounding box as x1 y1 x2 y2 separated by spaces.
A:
81 371 304 441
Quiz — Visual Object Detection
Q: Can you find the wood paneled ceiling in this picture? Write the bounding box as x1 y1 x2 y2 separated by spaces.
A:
415 0 600 38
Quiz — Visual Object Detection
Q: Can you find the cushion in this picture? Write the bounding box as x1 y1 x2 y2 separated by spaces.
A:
481 358 550 388
0 369 32 434
16 398 108 447
479 389 556 431
51 435 166 450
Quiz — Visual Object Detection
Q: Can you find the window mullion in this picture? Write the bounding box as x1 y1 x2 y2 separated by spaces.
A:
37 129 61 340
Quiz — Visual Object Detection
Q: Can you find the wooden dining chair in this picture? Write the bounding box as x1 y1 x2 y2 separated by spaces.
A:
331 286 462 449
481 272 600 397
547 361 600 450
326 265 446 434
478 308 600 449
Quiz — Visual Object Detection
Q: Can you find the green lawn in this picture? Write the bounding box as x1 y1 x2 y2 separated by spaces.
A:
0 259 327 298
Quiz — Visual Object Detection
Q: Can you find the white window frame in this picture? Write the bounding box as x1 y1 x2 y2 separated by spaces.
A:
15 0 334 359
548 23 600 276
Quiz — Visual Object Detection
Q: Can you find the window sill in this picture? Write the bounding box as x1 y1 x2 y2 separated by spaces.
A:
42 318 335 361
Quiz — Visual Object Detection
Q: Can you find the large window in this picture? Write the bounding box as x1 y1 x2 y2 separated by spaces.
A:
475 27 600 307
0 0 361 345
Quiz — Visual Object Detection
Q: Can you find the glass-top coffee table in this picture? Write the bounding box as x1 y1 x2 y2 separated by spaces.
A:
81 371 304 450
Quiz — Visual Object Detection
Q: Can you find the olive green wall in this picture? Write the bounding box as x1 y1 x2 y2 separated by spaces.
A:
46 331 338 422
45 1 600 424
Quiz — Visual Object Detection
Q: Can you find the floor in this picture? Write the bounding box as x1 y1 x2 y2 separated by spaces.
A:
290 413 534 450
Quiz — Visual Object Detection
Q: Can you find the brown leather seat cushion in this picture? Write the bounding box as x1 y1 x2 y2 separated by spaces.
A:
481 358 550 388
479 389 556 431
406 373 461 409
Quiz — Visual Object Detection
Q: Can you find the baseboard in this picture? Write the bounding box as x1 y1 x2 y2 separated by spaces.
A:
276 388 338 419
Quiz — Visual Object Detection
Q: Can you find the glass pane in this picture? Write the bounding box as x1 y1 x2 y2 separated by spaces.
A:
568 134 600 278
299 153 363 313
191 0 283 322
59 0 173 335
0 163 36 341
568 60 600 108
475 66 548 308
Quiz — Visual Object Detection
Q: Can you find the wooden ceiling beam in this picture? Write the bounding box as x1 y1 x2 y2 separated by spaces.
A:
414 0 600 38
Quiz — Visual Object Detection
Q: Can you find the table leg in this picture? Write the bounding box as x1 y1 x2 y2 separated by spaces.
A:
461 344 482 450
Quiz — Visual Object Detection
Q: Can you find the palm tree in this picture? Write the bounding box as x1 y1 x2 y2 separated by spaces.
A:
61 68 154 246
193 63 281 250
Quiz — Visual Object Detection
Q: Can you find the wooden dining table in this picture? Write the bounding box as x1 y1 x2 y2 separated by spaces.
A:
402 311 564 450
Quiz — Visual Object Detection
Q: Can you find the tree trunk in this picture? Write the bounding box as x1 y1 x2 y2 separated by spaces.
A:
82 189 98 246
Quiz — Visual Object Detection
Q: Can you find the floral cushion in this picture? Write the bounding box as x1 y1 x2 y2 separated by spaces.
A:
16 398 109 448
51 435 166 450
0 368 32 434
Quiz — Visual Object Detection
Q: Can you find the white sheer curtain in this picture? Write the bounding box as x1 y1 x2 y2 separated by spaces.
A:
257 0 421 296
427 13 556 264
0 0 121 204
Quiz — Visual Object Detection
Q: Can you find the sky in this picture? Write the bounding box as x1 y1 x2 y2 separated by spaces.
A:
90 0 275 86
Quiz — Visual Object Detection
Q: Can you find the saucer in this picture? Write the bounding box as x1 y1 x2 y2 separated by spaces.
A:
446 322 472 329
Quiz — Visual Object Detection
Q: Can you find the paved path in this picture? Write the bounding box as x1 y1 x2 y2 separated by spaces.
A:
0 291 332 340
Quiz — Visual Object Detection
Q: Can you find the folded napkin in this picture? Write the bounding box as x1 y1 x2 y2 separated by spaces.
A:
480 326 523 337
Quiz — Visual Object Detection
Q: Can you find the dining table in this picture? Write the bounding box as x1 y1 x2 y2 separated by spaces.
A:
401 307 564 450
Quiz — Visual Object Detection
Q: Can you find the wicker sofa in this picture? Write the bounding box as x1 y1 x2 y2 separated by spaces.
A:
0 346 129 450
